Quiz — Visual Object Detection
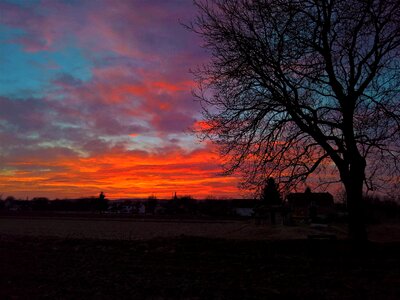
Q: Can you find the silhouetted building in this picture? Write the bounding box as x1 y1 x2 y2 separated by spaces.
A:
287 191 335 221
231 200 257 217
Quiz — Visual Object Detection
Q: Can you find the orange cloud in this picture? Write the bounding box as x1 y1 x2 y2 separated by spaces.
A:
0 146 242 199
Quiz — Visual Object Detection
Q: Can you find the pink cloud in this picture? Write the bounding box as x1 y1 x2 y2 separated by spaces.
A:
1 0 208 68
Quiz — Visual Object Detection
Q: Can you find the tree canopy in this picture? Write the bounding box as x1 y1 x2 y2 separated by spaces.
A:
190 0 400 240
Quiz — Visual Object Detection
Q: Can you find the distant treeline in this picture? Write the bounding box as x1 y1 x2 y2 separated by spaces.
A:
0 195 259 216
0 196 108 212
0 194 398 220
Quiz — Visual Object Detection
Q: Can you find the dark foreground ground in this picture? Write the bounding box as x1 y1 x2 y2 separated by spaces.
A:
1 235 399 300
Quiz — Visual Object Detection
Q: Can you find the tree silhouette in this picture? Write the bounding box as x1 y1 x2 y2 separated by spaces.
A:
189 0 400 241
261 178 281 206
261 177 281 224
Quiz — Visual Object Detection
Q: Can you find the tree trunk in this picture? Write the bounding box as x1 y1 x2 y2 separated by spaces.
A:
342 157 368 242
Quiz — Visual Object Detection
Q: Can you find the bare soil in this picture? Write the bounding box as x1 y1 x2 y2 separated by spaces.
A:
0 214 399 299
0 213 349 240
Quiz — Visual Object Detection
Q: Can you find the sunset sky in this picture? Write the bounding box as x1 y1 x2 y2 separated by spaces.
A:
0 0 243 199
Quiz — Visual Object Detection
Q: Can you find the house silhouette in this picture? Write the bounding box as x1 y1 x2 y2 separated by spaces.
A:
286 191 335 221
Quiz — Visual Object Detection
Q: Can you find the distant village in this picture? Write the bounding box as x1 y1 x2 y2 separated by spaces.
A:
1 189 398 224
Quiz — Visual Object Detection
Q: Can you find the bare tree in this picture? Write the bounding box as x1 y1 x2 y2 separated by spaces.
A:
189 0 400 241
